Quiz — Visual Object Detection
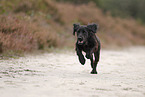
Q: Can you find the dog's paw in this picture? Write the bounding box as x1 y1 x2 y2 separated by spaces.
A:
90 70 98 74
79 56 86 65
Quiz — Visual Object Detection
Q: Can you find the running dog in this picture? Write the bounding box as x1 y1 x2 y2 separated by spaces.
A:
73 23 101 74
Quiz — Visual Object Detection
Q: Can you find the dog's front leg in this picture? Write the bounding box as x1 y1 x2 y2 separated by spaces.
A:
76 47 86 65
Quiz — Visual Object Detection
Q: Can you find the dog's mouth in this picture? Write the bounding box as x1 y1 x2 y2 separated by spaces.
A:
78 40 84 45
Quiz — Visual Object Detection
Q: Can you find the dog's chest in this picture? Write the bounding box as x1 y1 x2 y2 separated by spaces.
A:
82 44 93 52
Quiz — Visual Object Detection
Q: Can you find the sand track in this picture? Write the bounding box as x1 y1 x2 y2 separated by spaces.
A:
0 47 145 97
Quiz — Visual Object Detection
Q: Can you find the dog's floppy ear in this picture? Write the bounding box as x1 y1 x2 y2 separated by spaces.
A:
73 23 80 35
87 23 98 33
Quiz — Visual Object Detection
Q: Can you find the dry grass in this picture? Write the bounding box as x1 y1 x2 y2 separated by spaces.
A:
0 15 36 52
0 14 61 53
0 0 145 54
56 2 145 47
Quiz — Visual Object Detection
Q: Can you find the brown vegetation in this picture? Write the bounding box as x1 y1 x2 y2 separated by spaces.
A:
56 2 145 47
0 0 145 53
0 14 61 53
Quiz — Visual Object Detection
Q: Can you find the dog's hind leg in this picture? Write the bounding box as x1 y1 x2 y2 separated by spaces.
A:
90 54 93 69
91 51 100 74
90 54 97 74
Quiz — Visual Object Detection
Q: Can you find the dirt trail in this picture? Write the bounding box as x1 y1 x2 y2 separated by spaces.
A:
0 47 145 97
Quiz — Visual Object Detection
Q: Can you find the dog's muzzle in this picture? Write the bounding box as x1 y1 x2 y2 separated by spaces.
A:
77 37 84 45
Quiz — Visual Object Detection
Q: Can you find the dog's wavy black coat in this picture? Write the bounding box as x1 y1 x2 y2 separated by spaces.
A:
73 23 101 74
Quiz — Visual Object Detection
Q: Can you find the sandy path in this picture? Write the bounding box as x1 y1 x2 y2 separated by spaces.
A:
0 47 145 97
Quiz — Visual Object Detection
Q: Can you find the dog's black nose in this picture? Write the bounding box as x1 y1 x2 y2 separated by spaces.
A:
78 37 83 41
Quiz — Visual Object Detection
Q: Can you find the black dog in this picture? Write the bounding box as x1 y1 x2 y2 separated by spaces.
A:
73 23 101 74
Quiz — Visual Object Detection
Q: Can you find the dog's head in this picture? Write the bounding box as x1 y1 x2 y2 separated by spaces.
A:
73 23 98 45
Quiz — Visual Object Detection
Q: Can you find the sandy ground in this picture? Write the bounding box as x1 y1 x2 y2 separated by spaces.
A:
0 47 145 97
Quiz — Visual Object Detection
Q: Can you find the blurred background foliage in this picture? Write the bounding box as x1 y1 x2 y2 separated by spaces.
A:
57 0 145 24
0 0 145 54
